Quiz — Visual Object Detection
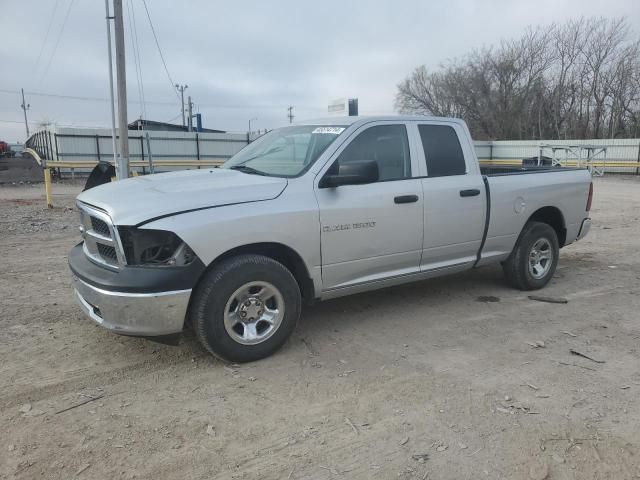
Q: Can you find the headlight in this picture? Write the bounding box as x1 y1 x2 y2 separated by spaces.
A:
118 227 196 266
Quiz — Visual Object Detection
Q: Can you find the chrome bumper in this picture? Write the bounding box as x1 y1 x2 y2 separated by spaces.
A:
72 275 191 336
577 218 591 240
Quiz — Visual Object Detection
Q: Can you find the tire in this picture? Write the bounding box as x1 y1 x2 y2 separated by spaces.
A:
190 254 301 362
502 221 559 291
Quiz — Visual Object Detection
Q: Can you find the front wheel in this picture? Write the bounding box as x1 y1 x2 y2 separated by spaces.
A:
190 254 301 362
502 221 559 290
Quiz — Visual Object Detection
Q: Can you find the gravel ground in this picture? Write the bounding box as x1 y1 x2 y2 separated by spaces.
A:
0 177 639 480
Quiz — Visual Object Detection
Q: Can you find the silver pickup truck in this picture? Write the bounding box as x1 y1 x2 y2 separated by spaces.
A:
69 116 593 362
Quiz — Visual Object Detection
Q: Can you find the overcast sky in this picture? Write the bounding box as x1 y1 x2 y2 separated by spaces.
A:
1 0 639 142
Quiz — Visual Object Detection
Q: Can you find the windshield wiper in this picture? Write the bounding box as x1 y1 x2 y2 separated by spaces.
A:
229 165 268 176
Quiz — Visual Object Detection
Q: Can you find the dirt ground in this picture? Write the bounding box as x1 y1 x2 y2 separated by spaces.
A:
1 177 639 480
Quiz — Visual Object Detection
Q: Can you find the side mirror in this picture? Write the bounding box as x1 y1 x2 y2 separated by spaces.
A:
319 160 379 188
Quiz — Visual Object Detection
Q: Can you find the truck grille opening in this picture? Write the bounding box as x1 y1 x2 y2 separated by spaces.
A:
90 217 111 237
78 202 124 269
97 243 118 264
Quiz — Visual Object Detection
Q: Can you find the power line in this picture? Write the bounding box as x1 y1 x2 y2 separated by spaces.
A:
130 0 146 120
126 0 146 120
38 0 75 86
0 88 326 111
33 0 61 74
164 113 182 123
141 0 180 102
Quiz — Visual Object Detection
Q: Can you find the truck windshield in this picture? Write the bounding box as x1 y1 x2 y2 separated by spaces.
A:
223 125 347 177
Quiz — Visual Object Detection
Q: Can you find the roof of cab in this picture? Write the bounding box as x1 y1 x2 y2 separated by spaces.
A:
295 115 465 127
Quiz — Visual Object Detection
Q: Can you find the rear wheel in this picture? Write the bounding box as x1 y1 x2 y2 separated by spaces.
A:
503 221 559 290
191 254 301 362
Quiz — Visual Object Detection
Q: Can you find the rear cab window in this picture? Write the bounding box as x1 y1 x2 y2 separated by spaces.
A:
417 124 467 177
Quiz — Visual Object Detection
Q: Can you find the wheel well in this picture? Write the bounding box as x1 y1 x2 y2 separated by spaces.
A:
527 207 566 247
209 243 316 304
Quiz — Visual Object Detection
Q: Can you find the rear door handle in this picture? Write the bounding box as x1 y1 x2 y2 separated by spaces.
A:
460 189 481 197
394 194 419 204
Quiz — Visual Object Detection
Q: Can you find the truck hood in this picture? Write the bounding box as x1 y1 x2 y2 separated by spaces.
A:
76 168 287 226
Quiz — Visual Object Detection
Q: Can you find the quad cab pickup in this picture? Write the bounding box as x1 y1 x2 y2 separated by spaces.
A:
69 116 593 362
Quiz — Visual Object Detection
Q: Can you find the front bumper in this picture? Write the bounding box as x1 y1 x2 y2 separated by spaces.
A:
72 275 191 336
577 217 591 240
68 242 204 336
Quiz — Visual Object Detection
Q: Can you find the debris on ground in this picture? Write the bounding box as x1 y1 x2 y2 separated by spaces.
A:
400 436 410 446
561 331 578 337
75 463 91 476
345 417 359 435
527 341 546 348
55 394 105 415
528 295 568 304
569 349 605 363
476 296 500 302
206 424 215 436
411 453 429 463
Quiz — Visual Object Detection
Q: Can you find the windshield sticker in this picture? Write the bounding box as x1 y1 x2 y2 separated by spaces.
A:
312 127 345 135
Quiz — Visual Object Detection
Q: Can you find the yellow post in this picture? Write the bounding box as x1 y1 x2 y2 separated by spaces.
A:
44 168 53 208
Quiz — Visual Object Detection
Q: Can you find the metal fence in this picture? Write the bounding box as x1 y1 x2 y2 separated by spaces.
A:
26 127 640 175
476 139 640 174
26 127 256 174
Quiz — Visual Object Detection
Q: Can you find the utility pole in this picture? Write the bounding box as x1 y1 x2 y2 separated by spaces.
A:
287 105 294 124
113 0 129 179
20 88 30 138
187 96 193 132
175 84 188 127
104 0 118 165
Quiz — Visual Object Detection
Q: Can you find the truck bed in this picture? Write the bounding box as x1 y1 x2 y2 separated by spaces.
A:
480 165 584 176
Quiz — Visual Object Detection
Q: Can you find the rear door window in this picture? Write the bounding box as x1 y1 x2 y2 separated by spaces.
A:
418 125 466 177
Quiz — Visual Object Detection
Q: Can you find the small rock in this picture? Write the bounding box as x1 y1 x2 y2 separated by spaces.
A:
400 436 410 446
412 453 429 463
8 444 15 452
504 395 512 402
458 443 468 450
529 460 549 480
206 424 215 436
436 445 448 452
19 403 32 414
248 376 256 382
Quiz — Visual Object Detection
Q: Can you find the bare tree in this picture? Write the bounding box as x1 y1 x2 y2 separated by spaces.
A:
395 17 640 140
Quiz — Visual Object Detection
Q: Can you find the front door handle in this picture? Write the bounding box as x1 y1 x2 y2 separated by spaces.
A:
460 189 481 197
394 194 419 204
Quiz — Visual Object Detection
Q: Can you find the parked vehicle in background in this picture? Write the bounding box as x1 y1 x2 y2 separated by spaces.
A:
0 141 15 158
68 116 593 362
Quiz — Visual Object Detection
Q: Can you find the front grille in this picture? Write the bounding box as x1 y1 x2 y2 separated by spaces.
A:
90 217 111 238
97 243 118 263
77 201 124 269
